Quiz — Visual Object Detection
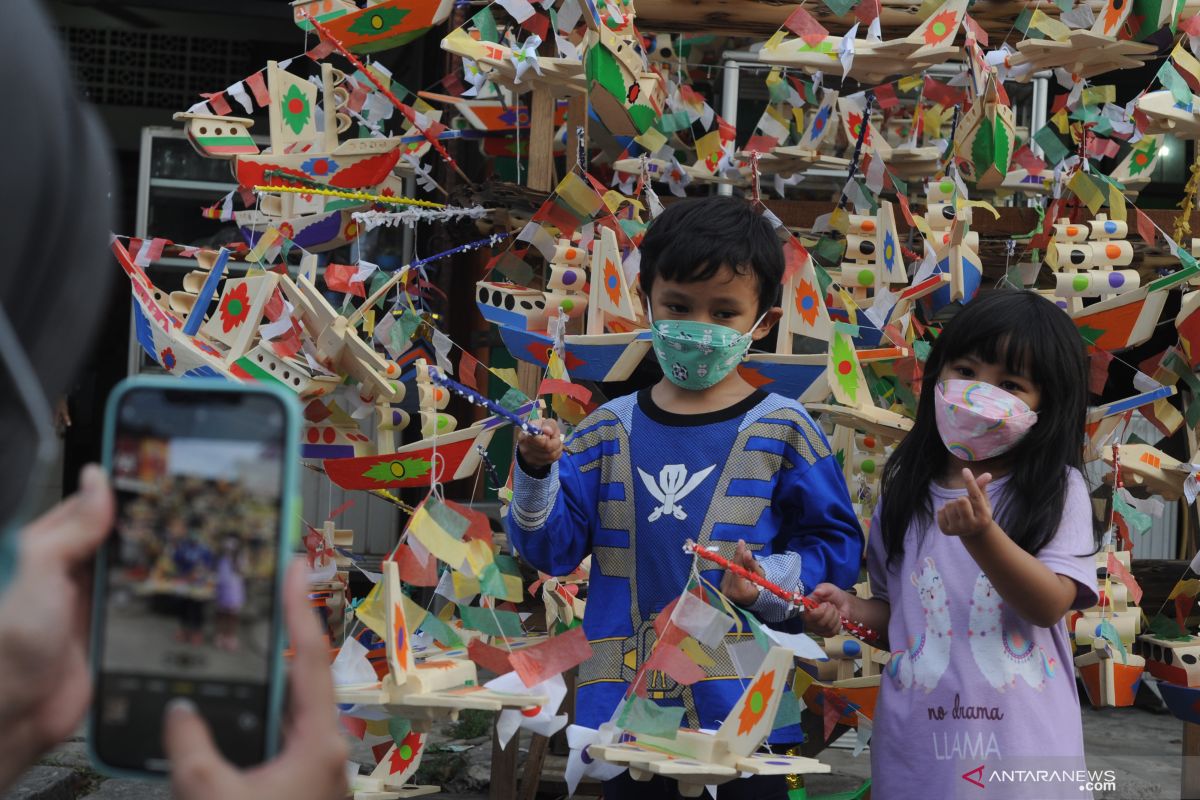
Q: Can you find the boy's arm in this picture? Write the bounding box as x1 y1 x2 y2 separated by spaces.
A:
505 446 596 578
750 452 864 625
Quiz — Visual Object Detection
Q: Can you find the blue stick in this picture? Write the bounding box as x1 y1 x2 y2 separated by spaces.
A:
425 364 544 437
183 247 230 336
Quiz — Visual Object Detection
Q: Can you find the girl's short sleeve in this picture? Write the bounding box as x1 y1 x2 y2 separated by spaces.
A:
1035 468 1100 610
865 505 893 604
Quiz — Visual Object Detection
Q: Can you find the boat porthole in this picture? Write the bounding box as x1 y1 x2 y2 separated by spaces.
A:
503 294 515 310
199 126 207 135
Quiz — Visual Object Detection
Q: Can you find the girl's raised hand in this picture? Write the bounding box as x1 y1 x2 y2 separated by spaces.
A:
806 584 850 638
937 468 995 539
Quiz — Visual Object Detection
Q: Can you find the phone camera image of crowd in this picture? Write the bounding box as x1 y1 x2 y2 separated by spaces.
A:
106 443 279 680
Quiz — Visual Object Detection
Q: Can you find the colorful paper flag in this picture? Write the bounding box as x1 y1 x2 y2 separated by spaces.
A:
784 6 829 46
508 626 592 688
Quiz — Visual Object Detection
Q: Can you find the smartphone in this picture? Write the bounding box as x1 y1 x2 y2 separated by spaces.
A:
90 376 298 777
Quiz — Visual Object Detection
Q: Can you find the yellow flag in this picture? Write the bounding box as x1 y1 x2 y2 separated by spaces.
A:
452 571 482 599
765 29 787 50
898 75 923 93
1169 578 1200 600
1029 9 1071 41
356 582 387 638
679 636 715 668
634 125 667 154
1081 85 1116 107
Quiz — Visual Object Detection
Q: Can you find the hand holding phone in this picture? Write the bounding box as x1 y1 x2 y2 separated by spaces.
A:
162 561 348 800
91 378 299 775
0 465 113 793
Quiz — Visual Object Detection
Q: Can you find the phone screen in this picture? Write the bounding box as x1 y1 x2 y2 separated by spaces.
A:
94 386 288 772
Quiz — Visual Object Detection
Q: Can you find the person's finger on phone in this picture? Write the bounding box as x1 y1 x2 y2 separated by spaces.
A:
163 698 238 798
279 562 346 757
22 465 113 565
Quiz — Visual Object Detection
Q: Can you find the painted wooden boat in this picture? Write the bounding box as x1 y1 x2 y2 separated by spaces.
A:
323 421 498 489
293 0 455 54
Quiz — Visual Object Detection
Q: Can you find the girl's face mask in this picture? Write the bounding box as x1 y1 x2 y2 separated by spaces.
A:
649 307 765 391
933 379 1038 461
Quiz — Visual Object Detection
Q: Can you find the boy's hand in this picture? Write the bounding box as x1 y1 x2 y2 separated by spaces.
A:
720 539 763 607
937 468 995 539
516 419 563 470
807 583 851 638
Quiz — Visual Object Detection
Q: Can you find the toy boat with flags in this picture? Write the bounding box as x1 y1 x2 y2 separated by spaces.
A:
292 0 454 54
176 60 404 192
1071 260 1199 351
475 173 652 383
756 0 967 84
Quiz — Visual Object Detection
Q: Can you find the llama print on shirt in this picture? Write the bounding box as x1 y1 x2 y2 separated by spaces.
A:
887 557 952 693
968 572 1056 691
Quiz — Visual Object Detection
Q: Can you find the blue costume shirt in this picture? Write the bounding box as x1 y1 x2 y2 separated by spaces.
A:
506 389 864 738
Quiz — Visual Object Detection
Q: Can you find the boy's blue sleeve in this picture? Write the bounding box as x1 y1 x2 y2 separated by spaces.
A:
749 433 864 626
505 448 597 577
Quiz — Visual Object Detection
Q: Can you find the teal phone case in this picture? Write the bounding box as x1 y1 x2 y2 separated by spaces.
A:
88 375 300 780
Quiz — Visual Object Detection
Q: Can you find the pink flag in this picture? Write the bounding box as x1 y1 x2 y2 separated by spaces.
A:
784 7 828 47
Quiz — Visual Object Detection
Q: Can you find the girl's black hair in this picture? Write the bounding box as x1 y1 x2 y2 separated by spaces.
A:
879 290 1089 565
638 196 784 315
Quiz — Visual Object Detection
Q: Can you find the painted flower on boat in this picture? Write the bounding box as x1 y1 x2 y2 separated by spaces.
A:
923 10 958 45
160 347 176 371
795 279 821 327
301 157 339 177
1101 0 1126 35
278 222 295 242
362 458 432 484
603 256 624 308
218 281 252 333
737 669 775 735
280 84 312 136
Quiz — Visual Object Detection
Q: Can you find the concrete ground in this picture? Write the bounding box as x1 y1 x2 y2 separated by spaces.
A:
2 701 1186 799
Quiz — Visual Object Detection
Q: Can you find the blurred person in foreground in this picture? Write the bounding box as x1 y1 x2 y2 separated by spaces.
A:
0 1 346 796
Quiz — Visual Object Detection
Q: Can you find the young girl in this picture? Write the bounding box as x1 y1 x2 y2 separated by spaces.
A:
809 290 1098 799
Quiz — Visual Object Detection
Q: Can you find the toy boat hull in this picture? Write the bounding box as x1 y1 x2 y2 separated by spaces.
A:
236 138 402 191
1076 657 1142 708
497 326 652 383
323 422 496 489
739 354 827 402
294 0 454 53
1156 680 1200 724
801 675 879 728
1071 286 1168 352
236 208 361 253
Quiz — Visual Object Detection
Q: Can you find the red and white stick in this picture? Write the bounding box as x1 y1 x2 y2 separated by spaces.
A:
685 541 880 645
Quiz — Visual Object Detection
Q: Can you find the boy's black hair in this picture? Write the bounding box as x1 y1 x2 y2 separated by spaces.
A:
879 290 1090 566
638 196 784 315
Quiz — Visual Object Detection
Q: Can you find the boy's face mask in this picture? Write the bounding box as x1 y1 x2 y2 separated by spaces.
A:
933 378 1038 461
648 306 765 391
0 300 57 590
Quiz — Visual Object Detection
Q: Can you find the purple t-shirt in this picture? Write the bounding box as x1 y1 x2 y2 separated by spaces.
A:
867 470 1099 799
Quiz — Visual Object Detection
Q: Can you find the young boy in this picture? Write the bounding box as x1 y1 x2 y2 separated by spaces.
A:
507 197 863 799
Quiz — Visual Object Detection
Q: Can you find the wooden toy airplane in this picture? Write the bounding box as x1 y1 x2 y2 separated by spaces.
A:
1137 90 1200 139
590 647 830 796
756 0 967 84
1007 0 1157 82
335 562 545 723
